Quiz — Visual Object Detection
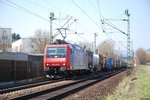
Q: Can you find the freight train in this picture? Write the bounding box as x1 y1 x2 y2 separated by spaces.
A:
43 42 127 77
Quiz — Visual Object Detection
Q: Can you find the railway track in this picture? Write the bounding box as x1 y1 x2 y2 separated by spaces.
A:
0 72 98 94
10 68 126 100
0 78 52 90
0 79 64 94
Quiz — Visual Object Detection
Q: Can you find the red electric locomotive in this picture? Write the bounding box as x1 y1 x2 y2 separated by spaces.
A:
44 43 88 76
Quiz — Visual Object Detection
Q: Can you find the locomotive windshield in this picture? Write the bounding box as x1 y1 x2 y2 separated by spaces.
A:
46 47 66 58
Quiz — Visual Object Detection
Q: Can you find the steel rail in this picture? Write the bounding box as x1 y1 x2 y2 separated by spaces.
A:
11 68 126 100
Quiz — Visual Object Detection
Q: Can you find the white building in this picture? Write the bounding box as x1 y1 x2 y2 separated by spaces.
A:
12 38 33 53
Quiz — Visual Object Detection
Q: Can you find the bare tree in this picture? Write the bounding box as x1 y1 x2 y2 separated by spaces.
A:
77 41 92 51
0 30 11 52
30 29 50 54
145 49 150 62
98 39 117 57
136 48 147 64
113 49 122 58
145 55 150 62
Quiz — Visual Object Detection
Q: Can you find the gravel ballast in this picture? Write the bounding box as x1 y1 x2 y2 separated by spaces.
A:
0 80 75 100
63 70 128 100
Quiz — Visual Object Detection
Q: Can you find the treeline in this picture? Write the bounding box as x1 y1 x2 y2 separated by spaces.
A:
9 29 150 66
136 48 150 65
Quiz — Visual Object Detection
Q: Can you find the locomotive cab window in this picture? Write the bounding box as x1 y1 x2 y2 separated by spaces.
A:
46 47 66 58
57 48 66 54
47 48 56 54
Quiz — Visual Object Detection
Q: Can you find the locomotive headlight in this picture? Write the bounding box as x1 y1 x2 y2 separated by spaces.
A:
62 63 65 66
47 64 49 66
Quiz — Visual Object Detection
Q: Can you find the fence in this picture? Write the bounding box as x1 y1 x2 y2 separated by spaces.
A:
0 52 44 84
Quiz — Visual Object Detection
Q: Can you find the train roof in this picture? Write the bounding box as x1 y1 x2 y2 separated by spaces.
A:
46 43 85 51
46 44 68 48
69 44 85 51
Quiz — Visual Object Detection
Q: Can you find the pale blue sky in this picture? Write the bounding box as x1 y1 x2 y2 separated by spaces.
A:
0 0 150 51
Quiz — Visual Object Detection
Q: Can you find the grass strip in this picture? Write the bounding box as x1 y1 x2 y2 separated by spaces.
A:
105 65 150 100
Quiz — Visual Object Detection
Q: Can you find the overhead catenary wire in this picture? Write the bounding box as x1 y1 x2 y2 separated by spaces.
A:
75 20 93 34
3 0 99 43
25 0 82 39
24 0 79 24
97 0 105 33
87 0 98 13
53 16 73 38
102 12 126 33
28 0 82 27
23 0 62 24
44 0 63 13
22 0 90 42
24 0 79 29
105 12 125 19
5 0 60 26
104 19 126 34
71 0 101 29
87 0 103 33
24 0 50 12
44 0 74 19
44 0 96 36
6 0 48 22
102 20 128 36
0 1 32 15
76 34 90 42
